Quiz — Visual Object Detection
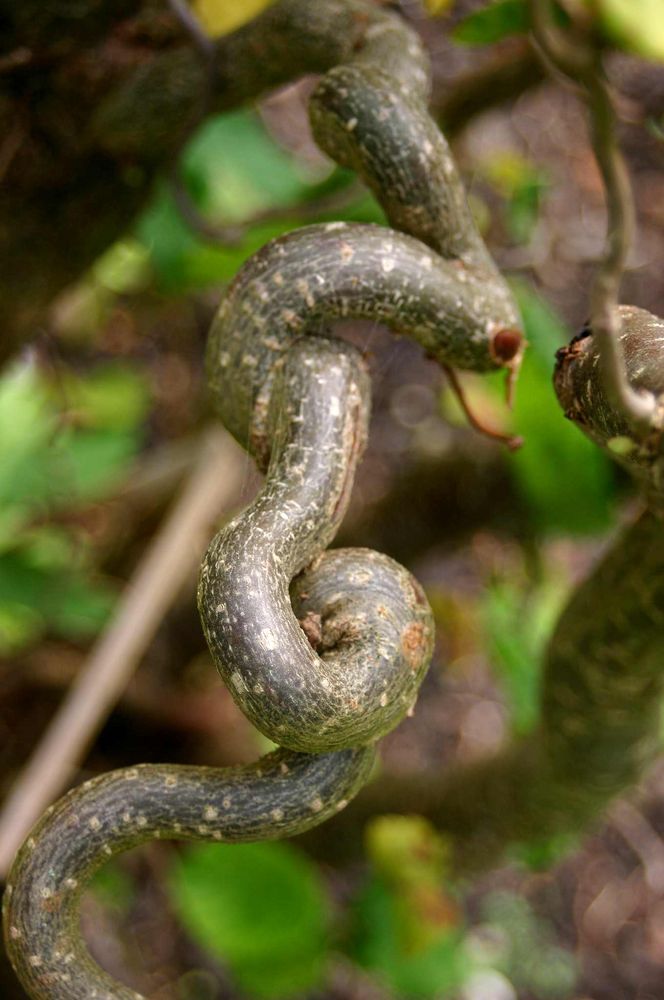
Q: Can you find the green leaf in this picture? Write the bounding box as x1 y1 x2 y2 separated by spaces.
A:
591 0 664 61
138 111 382 293
365 815 450 886
482 152 549 245
350 877 467 998
57 428 141 502
0 551 116 647
138 109 309 291
89 861 136 917
0 603 44 655
504 282 616 534
453 0 529 45
0 362 57 518
93 239 151 294
60 364 150 430
482 575 568 733
169 842 330 998
48 574 117 640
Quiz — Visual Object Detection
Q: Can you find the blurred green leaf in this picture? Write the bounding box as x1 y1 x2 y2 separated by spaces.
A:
0 603 44 655
0 358 145 650
453 0 529 45
20 527 78 571
60 364 150 431
89 861 136 917
350 817 466 997
93 239 151 295
138 110 383 293
0 363 57 520
48 574 117 640
589 0 664 61
169 842 330 998
56 428 141 503
183 110 306 217
483 574 567 733
0 551 117 646
0 362 53 456
138 109 307 291
510 829 582 871
483 152 548 245
504 282 615 534
481 892 577 997
366 815 450 888
350 877 467 997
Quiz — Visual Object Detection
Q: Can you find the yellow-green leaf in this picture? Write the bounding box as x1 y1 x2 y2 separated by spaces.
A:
423 0 455 15
192 0 273 36
591 0 664 61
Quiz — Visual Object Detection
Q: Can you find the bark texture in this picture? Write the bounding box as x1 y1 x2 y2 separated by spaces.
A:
5 2 509 995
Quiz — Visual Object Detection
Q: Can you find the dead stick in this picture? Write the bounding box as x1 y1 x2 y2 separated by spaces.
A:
0 426 246 876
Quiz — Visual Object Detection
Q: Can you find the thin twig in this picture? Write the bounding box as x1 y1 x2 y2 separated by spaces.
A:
167 0 216 62
584 67 656 432
443 365 523 451
0 427 246 877
530 0 657 435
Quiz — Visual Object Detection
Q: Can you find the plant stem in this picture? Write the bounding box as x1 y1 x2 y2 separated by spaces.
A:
530 0 657 435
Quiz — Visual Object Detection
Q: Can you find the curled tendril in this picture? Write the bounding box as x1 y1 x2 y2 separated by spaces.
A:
4 2 524 998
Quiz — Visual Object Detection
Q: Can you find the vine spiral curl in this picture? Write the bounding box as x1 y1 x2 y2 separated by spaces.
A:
3 2 525 998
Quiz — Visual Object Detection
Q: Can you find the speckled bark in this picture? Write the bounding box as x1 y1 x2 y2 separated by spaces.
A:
206 223 519 466
199 338 433 750
8 1 662 996
309 508 664 873
312 310 664 872
3 749 374 1000
554 306 664 512
4 1 502 995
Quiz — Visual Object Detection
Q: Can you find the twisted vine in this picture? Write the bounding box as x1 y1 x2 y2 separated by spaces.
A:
3 2 523 998
4 3 663 997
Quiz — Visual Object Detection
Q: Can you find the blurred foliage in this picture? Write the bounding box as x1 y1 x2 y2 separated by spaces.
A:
193 0 273 36
169 842 330 997
482 568 568 733
481 152 549 245
510 828 582 870
351 816 468 997
448 0 664 60
478 892 577 997
586 0 664 61
0 360 150 653
441 282 615 535
424 0 455 14
505 282 615 534
452 0 530 44
137 109 383 294
89 860 137 919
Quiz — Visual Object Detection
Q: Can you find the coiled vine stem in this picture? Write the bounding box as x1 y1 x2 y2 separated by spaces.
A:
3 2 663 998
3 3 523 998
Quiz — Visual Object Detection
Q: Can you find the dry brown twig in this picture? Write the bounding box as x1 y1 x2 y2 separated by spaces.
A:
0 427 246 876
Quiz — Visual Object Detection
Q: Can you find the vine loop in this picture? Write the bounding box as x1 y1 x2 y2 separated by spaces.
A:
4 2 523 998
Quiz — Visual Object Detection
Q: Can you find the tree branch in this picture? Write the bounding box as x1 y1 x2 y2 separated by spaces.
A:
530 0 658 435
